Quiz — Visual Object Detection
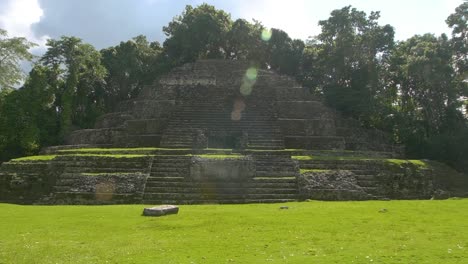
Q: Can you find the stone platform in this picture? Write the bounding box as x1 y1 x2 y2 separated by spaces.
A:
0 148 466 204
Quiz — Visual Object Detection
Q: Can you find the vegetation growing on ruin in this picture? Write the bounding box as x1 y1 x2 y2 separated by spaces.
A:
386 159 428 167
1 200 467 263
58 147 191 153
11 155 57 162
196 154 244 159
73 154 148 158
300 169 332 174
81 172 142 176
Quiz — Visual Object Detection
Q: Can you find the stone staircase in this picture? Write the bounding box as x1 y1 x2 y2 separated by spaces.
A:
142 153 298 204
246 152 298 202
160 101 285 149
142 155 193 203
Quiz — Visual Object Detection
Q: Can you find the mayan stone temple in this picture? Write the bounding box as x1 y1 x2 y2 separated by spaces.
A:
0 60 466 204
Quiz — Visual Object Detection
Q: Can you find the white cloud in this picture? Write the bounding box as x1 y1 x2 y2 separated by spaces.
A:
0 0 49 53
232 0 319 40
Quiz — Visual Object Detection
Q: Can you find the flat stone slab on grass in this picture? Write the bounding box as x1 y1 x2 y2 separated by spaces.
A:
143 205 179 217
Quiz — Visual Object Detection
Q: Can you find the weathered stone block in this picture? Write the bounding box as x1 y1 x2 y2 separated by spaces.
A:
143 205 179 216
298 170 371 200
189 157 255 181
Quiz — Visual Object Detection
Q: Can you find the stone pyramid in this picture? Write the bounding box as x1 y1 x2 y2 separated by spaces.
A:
0 60 466 204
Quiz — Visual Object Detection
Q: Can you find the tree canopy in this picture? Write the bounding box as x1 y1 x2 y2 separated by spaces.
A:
0 29 37 90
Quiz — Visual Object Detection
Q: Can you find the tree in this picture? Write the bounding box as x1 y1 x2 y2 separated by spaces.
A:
163 4 232 64
100 35 164 109
41 36 107 138
265 28 304 76
446 2 468 81
225 19 264 61
0 29 36 90
304 6 395 127
446 2 468 116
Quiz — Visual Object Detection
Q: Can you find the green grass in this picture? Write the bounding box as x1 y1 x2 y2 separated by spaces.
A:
292 156 428 167
196 154 244 159
386 159 428 167
72 154 149 158
58 147 191 153
1 200 467 263
300 169 331 174
80 172 142 176
11 155 57 162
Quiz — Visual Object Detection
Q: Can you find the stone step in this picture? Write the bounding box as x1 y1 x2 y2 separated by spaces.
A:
248 146 285 150
354 174 377 180
145 177 186 183
299 163 380 171
151 167 184 173
245 193 297 199
59 161 150 168
63 167 145 173
143 192 297 200
57 172 146 179
144 181 296 188
251 177 296 183
144 187 297 194
142 199 296 205
53 192 142 203
357 180 379 187
256 172 297 177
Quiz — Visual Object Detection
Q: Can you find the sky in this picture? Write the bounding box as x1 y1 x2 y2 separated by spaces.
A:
0 0 465 56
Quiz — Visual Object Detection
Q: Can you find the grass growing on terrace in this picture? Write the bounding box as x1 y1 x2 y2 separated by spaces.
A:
0 200 467 263
73 154 148 158
11 155 57 162
300 169 331 174
58 147 191 153
196 154 244 159
292 156 428 167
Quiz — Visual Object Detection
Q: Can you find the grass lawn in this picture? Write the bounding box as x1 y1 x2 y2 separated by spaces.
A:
0 200 467 263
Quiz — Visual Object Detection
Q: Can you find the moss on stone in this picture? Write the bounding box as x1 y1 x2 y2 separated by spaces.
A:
80 172 139 176
292 156 428 168
74 154 149 158
386 159 428 167
291 155 313 160
11 155 57 162
196 154 244 159
300 169 331 174
58 147 190 153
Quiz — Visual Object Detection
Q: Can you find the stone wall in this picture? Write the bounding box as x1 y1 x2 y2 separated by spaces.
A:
189 156 255 182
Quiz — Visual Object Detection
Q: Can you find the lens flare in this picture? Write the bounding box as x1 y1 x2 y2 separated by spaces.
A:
261 28 272 41
95 181 115 201
240 67 258 96
246 67 257 80
231 97 246 121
